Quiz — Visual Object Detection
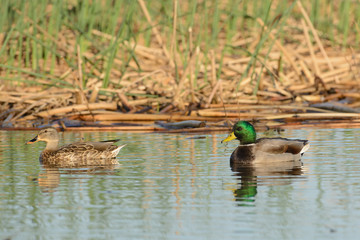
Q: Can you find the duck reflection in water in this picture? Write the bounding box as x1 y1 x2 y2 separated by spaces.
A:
222 121 309 205
231 160 304 205
35 165 120 193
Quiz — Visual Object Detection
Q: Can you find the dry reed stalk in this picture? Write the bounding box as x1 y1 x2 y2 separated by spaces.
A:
1 96 42 105
91 29 112 40
341 93 360 98
122 69 167 91
22 102 118 120
224 57 252 65
117 91 134 111
279 121 360 129
62 126 229 133
137 0 174 67
324 72 351 83
256 18 303 81
256 90 283 98
315 55 355 64
0 91 42 97
205 79 222 108
135 48 166 62
160 104 174 113
222 66 241 76
59 68 73 80
296 1 338 82
124 42 167 63
11 100 45 121
0 95 30 104
76 113 228 122
128 97 171 106
299 60 313 83
156 127 229 133
89 86 99 103
65 110 122 116
173 46 200 109
13 8 70 54
191 111 257 118
64 126 160 132
210 50 217 87
297 95 323 102
75 44 91 116
262 112 360 121
188 27 196 103
170 0 178 63
320 67 351 82
301 19 320 76
323 93 348 101
93 24 168 65
76 45 83 91
231 36 254 47
272 82 294 98
0 91 72 103
205 104 269 110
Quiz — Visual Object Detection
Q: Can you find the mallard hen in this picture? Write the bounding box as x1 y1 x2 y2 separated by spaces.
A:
27 127 125 167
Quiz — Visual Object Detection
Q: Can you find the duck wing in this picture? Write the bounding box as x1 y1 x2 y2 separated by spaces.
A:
85 139 121 151
57 139 122 154
255 138 309 155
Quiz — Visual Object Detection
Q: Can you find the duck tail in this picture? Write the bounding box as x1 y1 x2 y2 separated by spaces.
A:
300 141 310 155
112 144 126 156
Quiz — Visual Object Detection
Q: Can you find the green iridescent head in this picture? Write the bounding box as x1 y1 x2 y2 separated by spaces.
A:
221 121 257 144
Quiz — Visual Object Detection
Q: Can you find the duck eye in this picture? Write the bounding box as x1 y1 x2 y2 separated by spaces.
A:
236 127 242 131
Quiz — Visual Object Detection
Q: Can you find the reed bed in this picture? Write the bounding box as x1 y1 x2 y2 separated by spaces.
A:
1 0 360 131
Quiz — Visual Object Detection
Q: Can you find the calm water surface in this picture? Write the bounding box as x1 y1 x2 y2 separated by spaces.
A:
0 128 360 239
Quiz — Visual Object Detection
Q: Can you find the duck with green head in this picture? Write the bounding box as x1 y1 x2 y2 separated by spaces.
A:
222 121 309 169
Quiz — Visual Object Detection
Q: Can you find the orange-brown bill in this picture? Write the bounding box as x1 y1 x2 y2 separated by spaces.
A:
26 136 38 144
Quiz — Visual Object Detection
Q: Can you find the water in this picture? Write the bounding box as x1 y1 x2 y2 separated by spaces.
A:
0 128 359 239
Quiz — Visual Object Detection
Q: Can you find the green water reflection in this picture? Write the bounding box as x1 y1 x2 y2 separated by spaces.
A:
0 128 360 239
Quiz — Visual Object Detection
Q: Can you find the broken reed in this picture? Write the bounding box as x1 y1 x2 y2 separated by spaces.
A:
0 0 359 92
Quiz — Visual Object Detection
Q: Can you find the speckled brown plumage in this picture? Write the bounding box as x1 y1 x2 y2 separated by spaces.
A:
27 127 126 168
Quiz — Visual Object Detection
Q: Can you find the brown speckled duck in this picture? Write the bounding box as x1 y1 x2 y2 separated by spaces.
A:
27 127 126 168
221 121 309 169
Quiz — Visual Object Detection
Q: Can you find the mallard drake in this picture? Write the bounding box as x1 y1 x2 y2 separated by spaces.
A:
221 121 309 169
27 127 126 167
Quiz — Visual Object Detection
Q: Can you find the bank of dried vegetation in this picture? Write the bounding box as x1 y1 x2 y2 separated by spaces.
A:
1 0 360 131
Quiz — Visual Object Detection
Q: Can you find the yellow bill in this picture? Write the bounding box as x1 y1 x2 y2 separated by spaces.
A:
221 131 237 143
